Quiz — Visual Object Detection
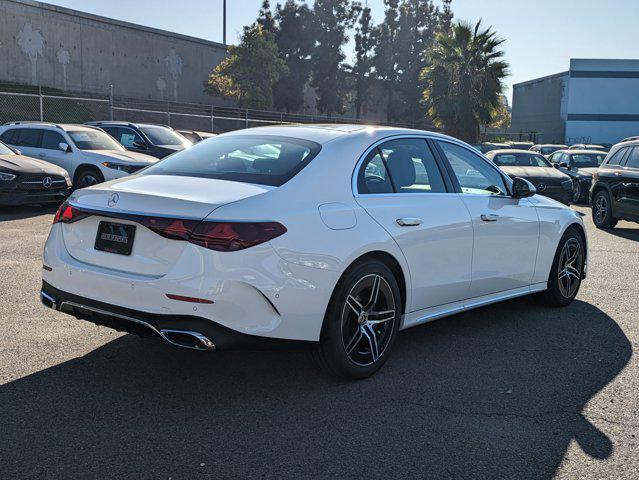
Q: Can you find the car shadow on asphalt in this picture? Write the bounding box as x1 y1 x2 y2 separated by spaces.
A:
0 204 57 221
0 298 631 479
603 227 639 242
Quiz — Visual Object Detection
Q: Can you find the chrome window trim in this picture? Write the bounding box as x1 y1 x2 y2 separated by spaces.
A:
351 134 456 197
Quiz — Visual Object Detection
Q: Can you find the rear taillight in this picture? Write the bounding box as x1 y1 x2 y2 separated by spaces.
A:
189 221 287 252
53 202 91 224
137 216 286 252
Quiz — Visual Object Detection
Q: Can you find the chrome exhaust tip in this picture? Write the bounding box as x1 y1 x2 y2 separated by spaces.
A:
160 329 216 351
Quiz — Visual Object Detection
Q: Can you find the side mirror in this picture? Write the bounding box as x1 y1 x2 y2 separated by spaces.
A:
58 142 71 153
132 140 147 150
512 177 536 198
11 147 21 155
559 161 570 170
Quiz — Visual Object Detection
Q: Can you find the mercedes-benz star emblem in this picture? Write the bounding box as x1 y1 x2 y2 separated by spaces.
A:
108 193 120 207
537 183 546 192
42 177 52 189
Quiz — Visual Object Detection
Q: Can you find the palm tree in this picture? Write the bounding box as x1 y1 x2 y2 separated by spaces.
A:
421 20 509 143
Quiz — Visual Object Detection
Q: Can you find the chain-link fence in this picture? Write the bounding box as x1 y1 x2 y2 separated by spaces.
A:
0 84 413 133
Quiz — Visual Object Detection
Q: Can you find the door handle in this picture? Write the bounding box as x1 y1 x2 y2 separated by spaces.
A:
396 217 423 227
480 213 500 222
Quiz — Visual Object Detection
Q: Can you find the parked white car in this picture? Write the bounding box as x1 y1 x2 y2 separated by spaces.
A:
0 122 158 189
40 125 588 379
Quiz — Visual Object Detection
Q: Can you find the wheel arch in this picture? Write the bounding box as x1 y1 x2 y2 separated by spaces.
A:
564 221 588 278
73 163 104 185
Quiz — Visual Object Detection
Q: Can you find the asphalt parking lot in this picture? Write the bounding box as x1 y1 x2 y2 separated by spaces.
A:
0 204 637 479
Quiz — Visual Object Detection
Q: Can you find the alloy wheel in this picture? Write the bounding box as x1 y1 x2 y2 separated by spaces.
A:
557 238 583 298
341 274 396 367
78 174 100 188
593 194 607 225
572 182 581 203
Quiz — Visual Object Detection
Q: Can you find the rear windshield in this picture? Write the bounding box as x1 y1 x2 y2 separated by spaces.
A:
541 146 561 155
140 126 191 147
571 153 605 168
492 152 550 167
142 135 322 187
68 130 124 151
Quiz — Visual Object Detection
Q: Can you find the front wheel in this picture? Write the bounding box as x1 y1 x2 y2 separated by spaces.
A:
592 190 618 229
536 228 585 307
314 260 401 379
74 168 105 190
572 181 582 203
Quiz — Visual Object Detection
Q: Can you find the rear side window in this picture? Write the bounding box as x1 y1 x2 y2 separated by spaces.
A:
14 128 42 148
625 147 639 169
606 148 629 166
41 130 65 150
378 139 446 194
358 149 393 194
142 135 321 187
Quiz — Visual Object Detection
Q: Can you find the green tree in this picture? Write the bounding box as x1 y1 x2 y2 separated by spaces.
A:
205 24 287 109
372 0 401 122
257 0 276 34
421 20 509 143
439 0 454 34
273 0 315 112
310 0 357 117
353 3 374 119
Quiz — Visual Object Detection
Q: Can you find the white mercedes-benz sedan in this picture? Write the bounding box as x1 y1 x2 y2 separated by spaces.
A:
40 125 587 379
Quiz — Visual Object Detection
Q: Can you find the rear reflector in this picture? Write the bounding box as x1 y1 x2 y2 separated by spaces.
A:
165 294 214 304
42 265 53 272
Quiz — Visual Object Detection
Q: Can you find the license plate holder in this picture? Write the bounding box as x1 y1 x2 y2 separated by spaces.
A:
94 221 136 256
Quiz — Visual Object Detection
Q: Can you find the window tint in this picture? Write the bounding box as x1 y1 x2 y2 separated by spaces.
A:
625 147 639 169
570 153 605 168
118 128 145 148
143 135 321 187
358 149 393 194
14 128 42 148
492 152 550 167
139 126 191 147
378 139 446 194
41 130 66 150
68 130 124 151
606 148 628 166
0 129 16 144
438 141 507 196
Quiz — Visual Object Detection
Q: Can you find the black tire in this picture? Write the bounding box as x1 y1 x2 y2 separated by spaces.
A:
592 190 618 229
314 260 401 379
572 181 583 204
74 168 105 190
536 227 585 307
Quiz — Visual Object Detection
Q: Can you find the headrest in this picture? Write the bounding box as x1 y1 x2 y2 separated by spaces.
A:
386 150 416 187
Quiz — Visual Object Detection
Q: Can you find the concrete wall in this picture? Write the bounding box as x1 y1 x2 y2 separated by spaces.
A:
511 72 568 144
0 0 228 103
565 59 639 145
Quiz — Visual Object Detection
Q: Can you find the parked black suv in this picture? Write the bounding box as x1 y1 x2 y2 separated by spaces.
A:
85 122 192 159
590 141 639 228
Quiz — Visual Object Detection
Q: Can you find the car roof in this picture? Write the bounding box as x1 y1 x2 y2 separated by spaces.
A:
2 122 98 132
220 124 456 146
564 149 607 155
486 149 540 155
534 144 567 147
86 121 172 129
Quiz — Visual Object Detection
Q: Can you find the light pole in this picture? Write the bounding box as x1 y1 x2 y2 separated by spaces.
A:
223 0 227 44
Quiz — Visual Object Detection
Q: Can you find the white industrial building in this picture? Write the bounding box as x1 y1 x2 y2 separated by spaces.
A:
511 59 639 145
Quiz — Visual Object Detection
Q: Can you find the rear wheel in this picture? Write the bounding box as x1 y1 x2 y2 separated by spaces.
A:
572 181 582 203
314 260 401 379
536 228 585 307
592 190 618 229
74 168 105 189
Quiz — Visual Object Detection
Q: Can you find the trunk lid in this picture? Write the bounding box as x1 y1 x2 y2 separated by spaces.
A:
61 175 273 276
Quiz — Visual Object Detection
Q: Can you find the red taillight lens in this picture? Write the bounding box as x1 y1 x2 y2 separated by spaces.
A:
189 221 287 252
53 202 91 224
139 217 199 241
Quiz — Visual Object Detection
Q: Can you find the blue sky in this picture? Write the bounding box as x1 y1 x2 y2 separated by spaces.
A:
42 0 639 103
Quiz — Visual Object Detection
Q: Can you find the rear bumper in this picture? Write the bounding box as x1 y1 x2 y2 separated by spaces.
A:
41 281 313 351
0 188 70 206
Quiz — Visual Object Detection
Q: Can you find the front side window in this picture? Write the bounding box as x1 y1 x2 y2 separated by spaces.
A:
139 126 191 147
118 128 145 148
491 152 551 167
438 141 507 196
570 153 605 168
142 135 321 187
68 130 124 151
41 130 66 150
